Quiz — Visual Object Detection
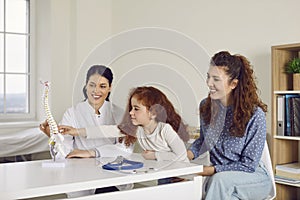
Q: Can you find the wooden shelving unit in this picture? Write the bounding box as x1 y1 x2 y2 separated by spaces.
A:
271 43 300 199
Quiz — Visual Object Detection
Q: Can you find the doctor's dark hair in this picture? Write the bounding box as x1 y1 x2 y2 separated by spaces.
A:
83 65 113 101
201 51 267 137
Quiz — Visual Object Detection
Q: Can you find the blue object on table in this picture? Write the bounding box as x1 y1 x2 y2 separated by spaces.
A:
102 156 144 170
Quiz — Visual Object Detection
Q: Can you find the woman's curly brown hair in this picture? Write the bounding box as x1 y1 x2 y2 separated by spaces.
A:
119 86 189 146
201 51 267 137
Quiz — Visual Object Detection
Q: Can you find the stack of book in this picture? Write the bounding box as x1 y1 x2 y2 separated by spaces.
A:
275 162 300 184
277 94 300 136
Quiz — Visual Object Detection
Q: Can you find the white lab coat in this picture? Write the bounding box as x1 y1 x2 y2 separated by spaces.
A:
57 100 133 198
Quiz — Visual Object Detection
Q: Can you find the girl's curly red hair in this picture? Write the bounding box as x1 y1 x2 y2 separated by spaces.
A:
119 86 189 146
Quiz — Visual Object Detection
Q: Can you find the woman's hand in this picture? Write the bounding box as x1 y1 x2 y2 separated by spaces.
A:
66 149 95 158
198 166 216 176
59 125 86 137
186 150 215 176
39 120 51 137
187 150 195 160
142 150 156 160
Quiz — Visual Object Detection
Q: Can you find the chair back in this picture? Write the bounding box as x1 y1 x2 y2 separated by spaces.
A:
260 141 276 200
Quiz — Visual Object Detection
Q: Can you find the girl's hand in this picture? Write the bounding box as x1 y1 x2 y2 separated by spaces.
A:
142 150 156 160
66 149 95 158
59 125 86 137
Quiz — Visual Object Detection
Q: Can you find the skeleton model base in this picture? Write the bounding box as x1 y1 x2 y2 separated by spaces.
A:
42 159 66 168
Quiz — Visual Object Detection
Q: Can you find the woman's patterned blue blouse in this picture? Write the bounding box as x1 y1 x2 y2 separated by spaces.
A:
189 99 266 173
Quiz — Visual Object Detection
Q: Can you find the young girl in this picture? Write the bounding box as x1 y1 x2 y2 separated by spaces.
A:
60 86 190 163
187 51 273 199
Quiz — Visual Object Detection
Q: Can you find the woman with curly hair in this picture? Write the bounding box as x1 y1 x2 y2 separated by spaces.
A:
187 51 272 199
61 86 189 163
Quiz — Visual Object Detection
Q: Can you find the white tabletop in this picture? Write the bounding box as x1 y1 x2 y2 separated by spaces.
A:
0 154 203 199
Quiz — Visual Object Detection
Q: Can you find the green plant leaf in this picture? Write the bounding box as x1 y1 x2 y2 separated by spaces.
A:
286 57 300 73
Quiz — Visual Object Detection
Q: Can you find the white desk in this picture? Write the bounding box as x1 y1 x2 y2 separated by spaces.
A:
0 154 203 200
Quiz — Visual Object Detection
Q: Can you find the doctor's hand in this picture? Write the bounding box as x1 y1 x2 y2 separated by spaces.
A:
39 120 51 137
59 125 86 137
66 149 96 158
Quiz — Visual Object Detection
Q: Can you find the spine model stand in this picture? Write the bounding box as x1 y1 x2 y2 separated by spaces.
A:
42 81 67 160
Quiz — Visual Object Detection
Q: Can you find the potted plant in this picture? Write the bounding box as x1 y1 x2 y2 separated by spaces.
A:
286 57 300 90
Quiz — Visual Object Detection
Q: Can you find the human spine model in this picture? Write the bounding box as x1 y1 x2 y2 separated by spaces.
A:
42 81 67 160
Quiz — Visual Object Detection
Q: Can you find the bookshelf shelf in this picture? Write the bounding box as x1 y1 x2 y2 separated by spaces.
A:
274 91 300 95
274 136 300 141
272 43 300 199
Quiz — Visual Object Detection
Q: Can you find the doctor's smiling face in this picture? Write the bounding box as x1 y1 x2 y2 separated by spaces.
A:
85 74 111 112
83 65 113 113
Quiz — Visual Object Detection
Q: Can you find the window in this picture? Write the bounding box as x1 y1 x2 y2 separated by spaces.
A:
0 0 33 121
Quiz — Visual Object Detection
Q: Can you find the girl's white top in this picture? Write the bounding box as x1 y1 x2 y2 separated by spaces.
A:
86 122 189 162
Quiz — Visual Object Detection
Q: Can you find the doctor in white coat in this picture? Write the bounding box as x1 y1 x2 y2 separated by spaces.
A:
40 65 133 198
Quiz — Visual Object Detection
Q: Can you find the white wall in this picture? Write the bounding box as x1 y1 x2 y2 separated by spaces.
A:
35 0 73 122
34 0 300 136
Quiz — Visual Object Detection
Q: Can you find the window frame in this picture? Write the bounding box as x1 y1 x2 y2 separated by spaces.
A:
0 0 36 122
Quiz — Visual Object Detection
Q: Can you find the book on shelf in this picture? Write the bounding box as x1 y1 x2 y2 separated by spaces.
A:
275 175 300 184
277 95 285 136
290 96 300 136
276 94 300 136
286 94 300 136
276 162 300 180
